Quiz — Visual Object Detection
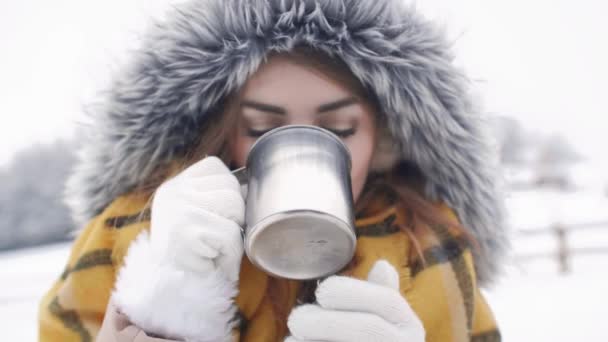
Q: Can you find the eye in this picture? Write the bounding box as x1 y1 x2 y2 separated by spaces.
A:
246 128 273 137
324 127 356 138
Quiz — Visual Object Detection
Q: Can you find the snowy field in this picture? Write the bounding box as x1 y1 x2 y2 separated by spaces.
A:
2 188 607 341
0 243 71 341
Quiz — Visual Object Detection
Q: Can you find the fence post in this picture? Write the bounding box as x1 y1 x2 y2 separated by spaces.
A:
554 224 569 274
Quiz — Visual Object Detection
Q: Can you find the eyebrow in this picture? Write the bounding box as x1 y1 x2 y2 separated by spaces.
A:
317 97 358 113
240 97 359 116
240 100 286 115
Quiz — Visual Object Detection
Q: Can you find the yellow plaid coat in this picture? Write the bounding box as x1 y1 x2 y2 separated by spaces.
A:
39 192 501 342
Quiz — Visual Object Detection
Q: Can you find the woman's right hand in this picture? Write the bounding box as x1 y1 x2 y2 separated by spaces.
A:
109 156 245 341
150 156 246 282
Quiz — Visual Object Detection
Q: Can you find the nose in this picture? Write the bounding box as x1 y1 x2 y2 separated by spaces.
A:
289 117 316 126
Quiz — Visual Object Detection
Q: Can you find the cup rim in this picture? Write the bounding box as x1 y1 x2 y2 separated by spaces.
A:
246 124 352 170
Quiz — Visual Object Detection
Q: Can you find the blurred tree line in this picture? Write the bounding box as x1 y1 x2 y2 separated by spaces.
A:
491 116 583 189
0 141 75 250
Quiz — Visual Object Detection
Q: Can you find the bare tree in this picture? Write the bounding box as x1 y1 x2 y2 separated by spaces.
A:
537 134 582 165
491 116 529 165
535 134 583 189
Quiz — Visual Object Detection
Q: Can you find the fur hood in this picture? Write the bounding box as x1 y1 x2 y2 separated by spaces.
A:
66 0 507 285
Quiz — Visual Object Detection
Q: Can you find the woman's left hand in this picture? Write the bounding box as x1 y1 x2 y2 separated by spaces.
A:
285 260 425 342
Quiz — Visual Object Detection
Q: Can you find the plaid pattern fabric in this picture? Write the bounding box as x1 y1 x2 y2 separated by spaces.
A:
234 203 500 342
39 192 500 341
39 194 151 342
471 329 502 342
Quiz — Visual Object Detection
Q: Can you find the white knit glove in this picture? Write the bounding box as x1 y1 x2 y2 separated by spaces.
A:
112 156 245 341
285 260 425 342
150 155 245 282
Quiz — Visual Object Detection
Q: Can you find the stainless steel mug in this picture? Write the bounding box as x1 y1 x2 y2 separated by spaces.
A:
233 125 356 280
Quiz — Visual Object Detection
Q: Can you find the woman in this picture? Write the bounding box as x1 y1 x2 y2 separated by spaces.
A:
39 0 507 341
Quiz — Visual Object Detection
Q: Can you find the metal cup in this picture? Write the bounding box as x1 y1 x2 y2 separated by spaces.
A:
233 125 356 280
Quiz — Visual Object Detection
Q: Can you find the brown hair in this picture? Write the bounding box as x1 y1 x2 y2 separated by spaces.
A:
135 46 476 329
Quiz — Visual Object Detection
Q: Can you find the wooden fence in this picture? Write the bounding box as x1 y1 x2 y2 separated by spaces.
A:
514 221 608 273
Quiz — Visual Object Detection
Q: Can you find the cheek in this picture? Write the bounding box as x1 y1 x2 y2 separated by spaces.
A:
230 134 253 168
347 134 375 202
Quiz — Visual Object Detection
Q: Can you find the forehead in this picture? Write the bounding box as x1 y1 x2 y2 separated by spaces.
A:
240 56 355 109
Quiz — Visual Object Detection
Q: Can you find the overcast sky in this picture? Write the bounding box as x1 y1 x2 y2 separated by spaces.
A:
1 0 607 167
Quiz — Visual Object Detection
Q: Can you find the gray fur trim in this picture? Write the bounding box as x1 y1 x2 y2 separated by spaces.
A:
65 0 508 285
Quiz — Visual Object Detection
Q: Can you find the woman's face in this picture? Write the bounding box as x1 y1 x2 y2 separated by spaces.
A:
230 56 377 202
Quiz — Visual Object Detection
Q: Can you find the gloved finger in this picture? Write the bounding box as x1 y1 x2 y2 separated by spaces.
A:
214 242 244 283
287 304 403 342
315 274 414 325
283 337 299 342
168 218 243 279
173 222 243 282
180 207 244 282
367 261 425 338
173 248 216 275
180 189 245 226
189 209 243 249
170 225 220 259
240 183 248 199
174 204 244 255
366 260 400 290
178 202 244 239
164 226 217 274
180 156 231 179
284 337 322 342
186 174 242 194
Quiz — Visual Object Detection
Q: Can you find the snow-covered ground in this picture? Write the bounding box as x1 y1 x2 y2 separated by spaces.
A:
487 255 608 341
2 188 607 341
0 243 71 341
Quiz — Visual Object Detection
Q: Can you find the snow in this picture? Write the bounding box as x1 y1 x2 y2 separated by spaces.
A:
506 187 608 231
486 256 608 341
0 243 70 341
489 184 608 341
2 188 607 341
